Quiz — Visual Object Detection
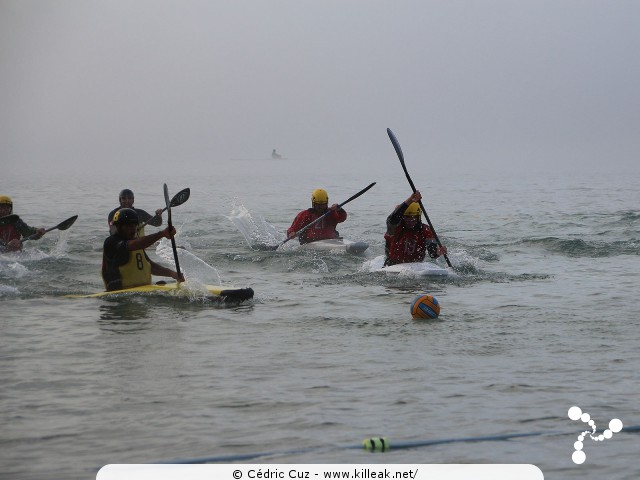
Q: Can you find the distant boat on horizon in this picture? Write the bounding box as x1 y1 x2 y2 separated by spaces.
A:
230 150 290 162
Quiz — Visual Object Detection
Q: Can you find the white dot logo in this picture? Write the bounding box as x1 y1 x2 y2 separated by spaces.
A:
568 406 623 464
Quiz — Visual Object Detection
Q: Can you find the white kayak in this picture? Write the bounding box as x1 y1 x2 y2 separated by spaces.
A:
298 238 369 254
382 261 452 277
362 255 454 278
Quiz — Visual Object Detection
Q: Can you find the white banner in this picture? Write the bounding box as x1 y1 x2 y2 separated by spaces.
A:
97 464 543 480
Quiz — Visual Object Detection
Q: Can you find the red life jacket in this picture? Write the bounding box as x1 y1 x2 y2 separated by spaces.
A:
288 208 347 244
384 223 434 264
0 224 21 250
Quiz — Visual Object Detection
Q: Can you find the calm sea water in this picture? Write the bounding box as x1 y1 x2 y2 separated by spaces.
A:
2 160 639 480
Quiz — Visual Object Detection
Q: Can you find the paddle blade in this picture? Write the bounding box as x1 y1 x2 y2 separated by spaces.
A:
387 128 405 163
339 182 376 207
22 214 78 242
163 184 171 209
136 187 189 232
163 184 172 224
56 215 78 231
170 188 190 207
387 128 418 192
163 183 181 276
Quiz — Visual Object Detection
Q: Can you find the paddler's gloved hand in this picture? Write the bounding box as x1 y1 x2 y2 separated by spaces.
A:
406 191 422 205
161 225 177 239
7 238 22 251
427 242 448 258
173 272 186 282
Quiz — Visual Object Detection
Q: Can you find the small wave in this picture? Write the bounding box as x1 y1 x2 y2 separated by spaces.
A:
615 210 640 223
523 237 639 258
0 261 30 279
1 249 49 263
0 284 20 296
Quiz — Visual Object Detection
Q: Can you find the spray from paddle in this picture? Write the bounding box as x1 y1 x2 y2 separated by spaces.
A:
156 238 222 285
226 202 285 250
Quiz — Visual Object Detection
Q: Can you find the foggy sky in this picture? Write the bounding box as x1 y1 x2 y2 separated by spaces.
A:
2 0 639 177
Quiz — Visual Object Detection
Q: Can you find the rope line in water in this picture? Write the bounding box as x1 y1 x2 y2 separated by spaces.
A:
159 425 640 464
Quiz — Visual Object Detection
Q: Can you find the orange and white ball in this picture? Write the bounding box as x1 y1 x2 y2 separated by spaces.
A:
410 294 440 319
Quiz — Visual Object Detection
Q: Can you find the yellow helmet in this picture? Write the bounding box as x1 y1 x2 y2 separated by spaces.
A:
404 202 421 217
311 188 328 205
0 195 12 205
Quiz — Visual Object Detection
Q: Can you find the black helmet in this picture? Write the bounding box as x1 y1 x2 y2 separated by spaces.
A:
112 208 139 225
119 189 134 200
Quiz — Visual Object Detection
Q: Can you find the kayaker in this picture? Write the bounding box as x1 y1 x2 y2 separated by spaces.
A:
102 208 184 291
384 191 447 266
0 195 45 252
107 188 163 235
287 188 347 244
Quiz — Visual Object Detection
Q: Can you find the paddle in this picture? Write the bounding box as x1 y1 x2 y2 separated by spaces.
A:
22 215 78 242
163 184 182 278
260 182 377 251
137 187 190 232
0 214 20 226
386 128 453 268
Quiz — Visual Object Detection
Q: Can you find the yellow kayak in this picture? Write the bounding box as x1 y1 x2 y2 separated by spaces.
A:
65 282 254 302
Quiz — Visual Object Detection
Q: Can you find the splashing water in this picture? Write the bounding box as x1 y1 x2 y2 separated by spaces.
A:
48 229 73 258
156 238 222 285
226 202 284 249
359 254 386 273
